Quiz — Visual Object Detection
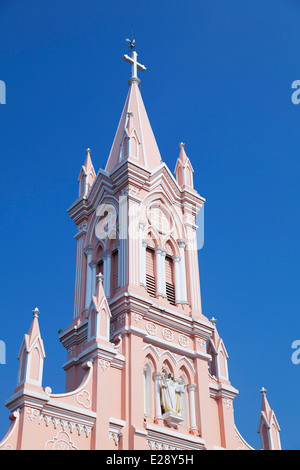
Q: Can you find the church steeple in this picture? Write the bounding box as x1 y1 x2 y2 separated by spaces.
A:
0 39 274 452
105 40 162 173
258 387 281 450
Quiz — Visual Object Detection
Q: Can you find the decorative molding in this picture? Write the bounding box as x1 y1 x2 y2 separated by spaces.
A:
121 185 140 198
26 407 39 421
77 220 88 233
117 314 126 324
109 431 121 446
223 398 232 409
147 439 180 451
76 389 91 409
0 444 13 450
146 322 157 336
132 313 143 324
98 358 111 371
44 430 78 450
178 334 189 348
67 345 76 356
109 417 125 447
144 344 196 377
40 413 92 438
196 338 206 349
162 328 173 342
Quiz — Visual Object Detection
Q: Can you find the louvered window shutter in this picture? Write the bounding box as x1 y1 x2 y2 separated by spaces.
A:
111 250 118 294
165 256 175 305
146 248 156 297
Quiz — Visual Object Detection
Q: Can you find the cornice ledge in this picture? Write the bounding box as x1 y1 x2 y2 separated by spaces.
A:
5 388 50 412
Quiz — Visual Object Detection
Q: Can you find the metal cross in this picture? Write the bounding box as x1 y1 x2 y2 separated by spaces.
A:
123 39 146 85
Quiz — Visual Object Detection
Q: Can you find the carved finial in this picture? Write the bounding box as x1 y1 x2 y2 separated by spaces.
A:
85 148 91 156
32 307 40 318
210 317 217 325
179 142 185 149
96 272 104 284
260 387 267 396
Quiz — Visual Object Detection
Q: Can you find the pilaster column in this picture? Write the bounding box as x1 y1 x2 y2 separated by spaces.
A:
152 372 162 420
90 261 97 299
119 192 128 287
140 240 147 286
156 248 166 297
187 384 198 435
139 221 147 286
160 250 167 297
103 251 112 299
73 222 87 320
155 248 162 295
84 246 93 309
173 255 182 304
178 240 187 302
116 242 121 289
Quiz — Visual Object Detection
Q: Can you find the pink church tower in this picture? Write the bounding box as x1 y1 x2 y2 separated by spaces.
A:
0 40 281 451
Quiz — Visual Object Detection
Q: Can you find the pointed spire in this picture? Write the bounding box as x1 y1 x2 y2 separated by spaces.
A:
260 387 272 421
174 142 194 188
178 142 189 164
78 148 96 196
258 387 281 450
95 272 105 307
16 308 46 389
84 148 93 170
105 41 162 174
86 272 112 344
27 308 41 348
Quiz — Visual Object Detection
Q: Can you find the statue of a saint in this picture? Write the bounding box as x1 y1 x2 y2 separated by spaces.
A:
160 373 185 415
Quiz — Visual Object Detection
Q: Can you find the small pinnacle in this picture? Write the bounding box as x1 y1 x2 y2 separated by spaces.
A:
179 142 185 149
260 387 267 395
210 317 217 325
96 272 104 283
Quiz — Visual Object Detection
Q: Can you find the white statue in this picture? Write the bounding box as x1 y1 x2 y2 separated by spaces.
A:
161 373 185 415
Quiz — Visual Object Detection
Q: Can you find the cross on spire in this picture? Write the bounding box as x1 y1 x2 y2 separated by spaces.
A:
123 38 146 86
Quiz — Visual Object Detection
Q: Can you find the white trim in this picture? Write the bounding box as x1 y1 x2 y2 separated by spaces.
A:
134 82 148 168
0 410 19 449
146 423 205 446
84 247 93 309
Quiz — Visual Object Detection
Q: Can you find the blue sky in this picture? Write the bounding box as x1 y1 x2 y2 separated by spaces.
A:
0 0 299 449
